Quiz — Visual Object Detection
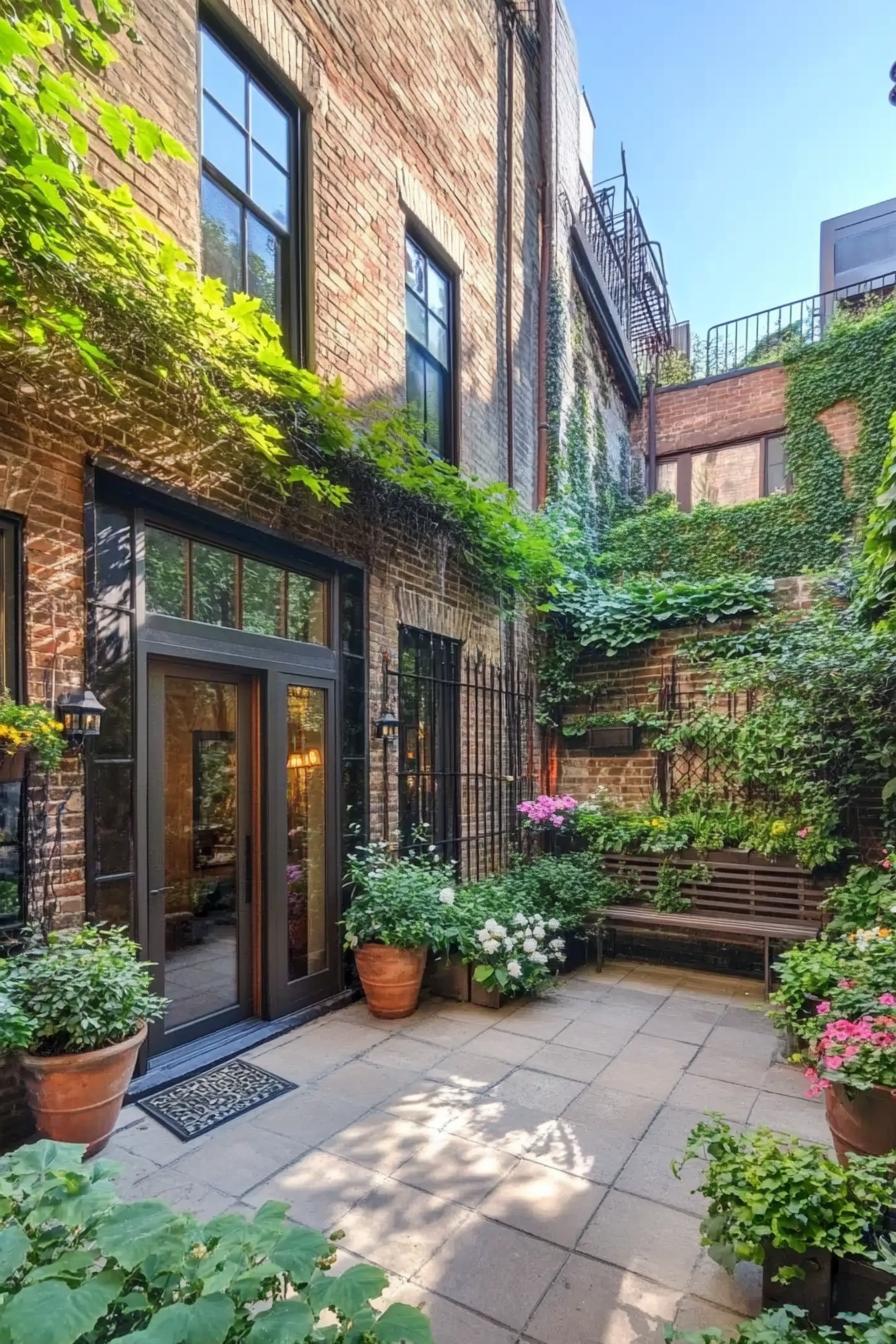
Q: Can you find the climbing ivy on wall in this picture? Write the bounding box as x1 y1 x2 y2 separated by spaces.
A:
599 300 896 581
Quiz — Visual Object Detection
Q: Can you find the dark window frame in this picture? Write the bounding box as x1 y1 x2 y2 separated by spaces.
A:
198 11 307 358
0 514 24 928
396 625 461 863
404 230 457 463
656 430 790 511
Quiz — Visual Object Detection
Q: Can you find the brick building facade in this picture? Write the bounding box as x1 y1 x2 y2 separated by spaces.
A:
0 0 556 1122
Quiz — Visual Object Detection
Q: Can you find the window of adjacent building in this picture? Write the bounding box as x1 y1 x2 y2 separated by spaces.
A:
405 235 454 459
656 432 791 511
145 525 328 644
199 23 298 333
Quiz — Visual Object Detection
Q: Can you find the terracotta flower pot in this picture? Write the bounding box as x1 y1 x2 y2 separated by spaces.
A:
825 1080 896 1164
20 1023 147 1158
354 944 426 1019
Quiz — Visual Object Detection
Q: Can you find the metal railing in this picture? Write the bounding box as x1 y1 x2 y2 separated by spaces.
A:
704 271 896 377
578 150 673 374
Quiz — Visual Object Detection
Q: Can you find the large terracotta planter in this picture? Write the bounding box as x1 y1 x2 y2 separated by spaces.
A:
354 944 426 1019
20 1023 146 1157
825 1080 896 1163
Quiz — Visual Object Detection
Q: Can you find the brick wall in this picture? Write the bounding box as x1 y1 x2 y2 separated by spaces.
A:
556 577 817 809
0 0 544 1146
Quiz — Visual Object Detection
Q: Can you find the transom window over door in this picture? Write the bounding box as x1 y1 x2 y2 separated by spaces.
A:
199 22 298 333
405 235 454 460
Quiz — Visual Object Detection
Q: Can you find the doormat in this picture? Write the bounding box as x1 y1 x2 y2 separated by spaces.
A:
137 1059 295 1140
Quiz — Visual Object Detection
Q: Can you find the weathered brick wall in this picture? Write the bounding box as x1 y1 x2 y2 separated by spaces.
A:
556 577 817 809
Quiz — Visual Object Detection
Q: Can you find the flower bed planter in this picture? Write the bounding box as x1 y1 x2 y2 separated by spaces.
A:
825 1081 896 1162
762 1246 833 1324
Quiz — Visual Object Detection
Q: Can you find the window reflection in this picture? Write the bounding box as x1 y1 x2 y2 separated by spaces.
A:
286 685 327 981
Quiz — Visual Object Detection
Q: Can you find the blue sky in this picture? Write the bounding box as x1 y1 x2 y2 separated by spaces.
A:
566 0 896 341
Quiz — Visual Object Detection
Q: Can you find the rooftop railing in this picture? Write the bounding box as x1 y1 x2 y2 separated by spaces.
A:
704 272 896 377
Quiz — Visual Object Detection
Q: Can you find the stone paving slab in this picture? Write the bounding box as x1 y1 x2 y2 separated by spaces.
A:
103 960 822 1343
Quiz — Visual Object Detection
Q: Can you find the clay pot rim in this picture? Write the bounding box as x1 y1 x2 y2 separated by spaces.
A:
355 941 427 952
21 1022 147 1071
831 1079 896 1099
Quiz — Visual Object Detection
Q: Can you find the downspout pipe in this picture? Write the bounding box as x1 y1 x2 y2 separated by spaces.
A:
646 372 657 494
504 9 516 489
535 0 554 509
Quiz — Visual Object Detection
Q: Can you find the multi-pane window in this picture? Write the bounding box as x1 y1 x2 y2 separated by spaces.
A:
145 525 328 645
655 433 791 510
397 626 460 861
405 235 453 459
199 24 297 329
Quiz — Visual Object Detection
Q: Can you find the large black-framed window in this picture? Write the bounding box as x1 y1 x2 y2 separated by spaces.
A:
0 515 23 928
397 626 460 861
199 20 300 341
405 234 454 460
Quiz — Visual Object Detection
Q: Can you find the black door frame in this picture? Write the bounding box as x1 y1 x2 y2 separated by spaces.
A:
146 658 255 1055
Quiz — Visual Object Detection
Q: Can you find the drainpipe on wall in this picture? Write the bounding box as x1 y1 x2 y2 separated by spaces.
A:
646 372 657 495
504 8 516 490
535 0 554 510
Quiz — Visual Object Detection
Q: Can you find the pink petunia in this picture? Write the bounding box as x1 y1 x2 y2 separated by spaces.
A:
816 1000 832 1015
880 994 896 1006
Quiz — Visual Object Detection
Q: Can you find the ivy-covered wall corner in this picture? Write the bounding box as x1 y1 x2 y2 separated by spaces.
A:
607 299 896 582
544 265 640 547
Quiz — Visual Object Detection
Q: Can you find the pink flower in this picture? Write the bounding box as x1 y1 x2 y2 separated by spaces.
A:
883 860 893 871
880 994 896 1006
797 826 811 839
838 979 855 989
816 1000 832 1015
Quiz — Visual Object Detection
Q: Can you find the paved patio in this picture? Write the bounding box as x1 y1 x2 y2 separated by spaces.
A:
104 960 829 1344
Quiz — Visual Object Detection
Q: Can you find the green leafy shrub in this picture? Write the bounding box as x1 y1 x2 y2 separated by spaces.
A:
0 925 166 1055
673 1117 894 1279
343 841 458 952
651 861 711 913
0 1139 432 1344
503 851 621 927
823 859 896 936
667 1298 896 1344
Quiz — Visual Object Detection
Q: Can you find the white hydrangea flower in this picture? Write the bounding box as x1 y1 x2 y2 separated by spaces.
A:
530 950 548 965
522 937 538 954
438 887 455 905
477 928 492 945
546 918 560 931
533 925 546 941
513 913 528 926
549 937 565 950
484 918 501 934
492 924 507 939
482 937 501 954
506 959 523 978
503 937 515 951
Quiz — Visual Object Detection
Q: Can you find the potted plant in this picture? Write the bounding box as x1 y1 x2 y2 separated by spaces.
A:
0 696 65 781
0 925 166 1155
674 1117 894 1323
343 840 457 1018
804 989 896 1161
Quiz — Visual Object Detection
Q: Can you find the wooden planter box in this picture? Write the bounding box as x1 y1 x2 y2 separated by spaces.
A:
760 1240 896 1323
423 952 470 1002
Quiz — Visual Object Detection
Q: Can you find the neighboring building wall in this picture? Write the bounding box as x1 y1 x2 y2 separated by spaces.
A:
547 2 640 540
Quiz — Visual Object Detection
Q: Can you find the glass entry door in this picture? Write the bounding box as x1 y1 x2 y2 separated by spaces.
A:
147 661 254 1054
266 675 340 1017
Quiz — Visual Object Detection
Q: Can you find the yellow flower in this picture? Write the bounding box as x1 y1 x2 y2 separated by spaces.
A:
52 721 64 731
770 821 788 836
649 817 667 829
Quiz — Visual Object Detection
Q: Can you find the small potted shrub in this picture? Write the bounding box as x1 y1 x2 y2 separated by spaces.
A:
805 988 896 1161
343 840 456 1018
674 1116 894 1323
0 925 166 1155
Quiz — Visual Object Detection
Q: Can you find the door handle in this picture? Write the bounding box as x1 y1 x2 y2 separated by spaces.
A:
244 833 253 905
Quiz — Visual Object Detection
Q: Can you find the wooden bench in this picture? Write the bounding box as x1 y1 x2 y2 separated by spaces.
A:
594 850 827 992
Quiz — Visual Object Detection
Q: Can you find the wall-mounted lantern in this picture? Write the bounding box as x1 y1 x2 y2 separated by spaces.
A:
374 709 400 741
56 688 105 747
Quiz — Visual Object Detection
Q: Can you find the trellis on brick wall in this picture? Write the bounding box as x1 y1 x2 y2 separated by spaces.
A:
656 659 755 807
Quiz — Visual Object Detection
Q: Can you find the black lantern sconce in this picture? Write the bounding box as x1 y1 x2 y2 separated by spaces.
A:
374 709 399 741
56 688 105 747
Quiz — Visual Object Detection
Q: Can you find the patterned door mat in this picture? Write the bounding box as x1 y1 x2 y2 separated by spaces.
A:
137 1059 295 1140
